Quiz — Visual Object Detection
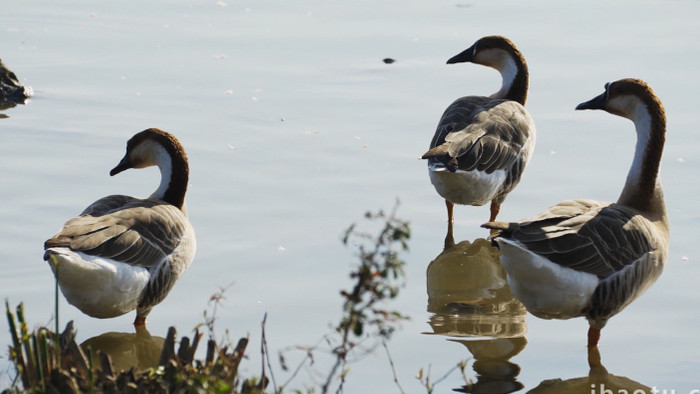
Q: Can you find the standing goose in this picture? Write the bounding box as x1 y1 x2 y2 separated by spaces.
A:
44 128 196 327
482 79 669 351
422 35 536 233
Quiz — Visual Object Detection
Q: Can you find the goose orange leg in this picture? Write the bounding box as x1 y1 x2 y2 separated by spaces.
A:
134 315 147 328
445 200 454 223
489 201 501 222
444 200 455 249
487 202 502 236
587 326 600 348
586 327 602 367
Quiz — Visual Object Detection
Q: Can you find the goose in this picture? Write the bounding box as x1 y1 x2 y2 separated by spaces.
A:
44 128 196 327
482 79 669 351
422 35 536 233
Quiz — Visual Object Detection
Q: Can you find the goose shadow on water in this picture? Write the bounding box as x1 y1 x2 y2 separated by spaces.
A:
80 327 165 373
425 236 527 393
425 232 652 393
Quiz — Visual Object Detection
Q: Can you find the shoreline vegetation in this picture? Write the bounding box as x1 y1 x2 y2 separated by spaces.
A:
4 204 467 393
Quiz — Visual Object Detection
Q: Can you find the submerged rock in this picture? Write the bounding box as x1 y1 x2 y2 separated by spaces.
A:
0 58 32 110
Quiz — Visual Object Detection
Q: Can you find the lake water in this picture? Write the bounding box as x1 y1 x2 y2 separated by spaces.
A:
2 0 699 392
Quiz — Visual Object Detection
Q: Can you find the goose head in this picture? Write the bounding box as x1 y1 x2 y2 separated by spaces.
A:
111 128 186 175
447 35 529 104
447 35 522 69
110 128 190 210
575 78 665 124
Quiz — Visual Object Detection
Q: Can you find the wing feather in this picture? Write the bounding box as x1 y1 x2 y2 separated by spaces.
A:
44 195 188 269
486 200 658 279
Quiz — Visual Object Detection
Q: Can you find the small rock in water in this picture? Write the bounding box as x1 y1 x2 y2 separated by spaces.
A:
0 59 32 109
383 58 396 64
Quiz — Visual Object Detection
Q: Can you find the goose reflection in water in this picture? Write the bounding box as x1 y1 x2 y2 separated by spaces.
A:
426 237 527 393
80 327 164 373
527 347 650 394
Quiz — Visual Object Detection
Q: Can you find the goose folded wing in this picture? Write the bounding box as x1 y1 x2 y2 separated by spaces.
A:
505 202 655 278
423 97 532 174
45 198 186 269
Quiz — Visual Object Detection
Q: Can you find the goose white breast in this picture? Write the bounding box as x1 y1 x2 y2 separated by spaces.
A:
482 79 669 354
44 128 196 327
422 35 536 238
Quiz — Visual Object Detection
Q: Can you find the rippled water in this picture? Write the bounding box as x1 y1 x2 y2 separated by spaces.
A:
2 0 699 392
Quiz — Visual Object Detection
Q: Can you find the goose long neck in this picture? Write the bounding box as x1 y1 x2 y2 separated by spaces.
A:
150 144 189 212
492 54 529 105
617 103 666 219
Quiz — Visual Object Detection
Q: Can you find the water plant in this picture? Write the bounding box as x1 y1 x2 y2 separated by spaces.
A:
275 203 411 393
4 300 249 393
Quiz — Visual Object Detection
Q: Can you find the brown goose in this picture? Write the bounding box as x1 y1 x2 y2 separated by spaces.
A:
44 128 196 327
422 35 536 227
483 79 669 351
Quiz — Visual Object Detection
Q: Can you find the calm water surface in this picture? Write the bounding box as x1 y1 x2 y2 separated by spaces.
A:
2 1 699 392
